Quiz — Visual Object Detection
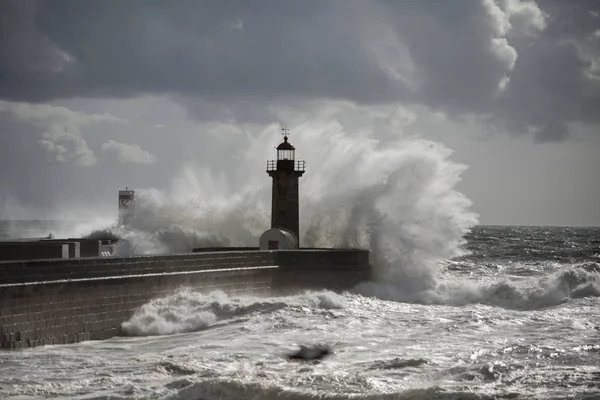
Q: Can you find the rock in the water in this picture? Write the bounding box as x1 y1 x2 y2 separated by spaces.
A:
287 344 332 361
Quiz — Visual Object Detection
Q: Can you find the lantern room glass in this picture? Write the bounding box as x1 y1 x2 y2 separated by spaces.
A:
278 149 295 160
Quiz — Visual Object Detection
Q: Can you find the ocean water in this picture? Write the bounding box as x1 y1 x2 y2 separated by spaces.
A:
1 225 599 400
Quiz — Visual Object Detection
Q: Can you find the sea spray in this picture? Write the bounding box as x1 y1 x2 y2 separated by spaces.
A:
111 181 271 255
81 112 480 302
109 120 477 290
298 133 477 295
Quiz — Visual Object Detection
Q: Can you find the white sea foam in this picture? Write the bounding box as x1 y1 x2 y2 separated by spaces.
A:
2 283 599 399
357 262 600 309
163 379 444 400
122 289 347 336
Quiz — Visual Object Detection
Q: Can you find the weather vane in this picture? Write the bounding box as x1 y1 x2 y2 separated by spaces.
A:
281 125 290 138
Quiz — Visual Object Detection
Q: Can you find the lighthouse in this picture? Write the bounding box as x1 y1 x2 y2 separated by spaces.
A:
118 187 135 225
261 127 305 249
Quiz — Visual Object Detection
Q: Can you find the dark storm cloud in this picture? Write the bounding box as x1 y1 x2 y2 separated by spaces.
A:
378 0 600 140
499 0 600 140
1 0 599 140
1 0 398 103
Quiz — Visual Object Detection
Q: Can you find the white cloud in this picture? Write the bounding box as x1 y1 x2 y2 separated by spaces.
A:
482 0 545 93
500 0 546 34
0 100 126 166
101 140 157 164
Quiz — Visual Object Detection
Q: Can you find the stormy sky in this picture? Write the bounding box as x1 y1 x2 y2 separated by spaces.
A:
0 0 599 226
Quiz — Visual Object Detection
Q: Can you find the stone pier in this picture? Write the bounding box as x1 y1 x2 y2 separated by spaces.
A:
0 249 370 349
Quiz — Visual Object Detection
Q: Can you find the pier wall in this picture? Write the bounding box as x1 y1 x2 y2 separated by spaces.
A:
0 243 69 261
0 239 114 261
41 238 109 258
0 249 370 349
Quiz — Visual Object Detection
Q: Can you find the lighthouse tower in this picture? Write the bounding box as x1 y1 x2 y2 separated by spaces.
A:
118 187 135 225
265 127 305 247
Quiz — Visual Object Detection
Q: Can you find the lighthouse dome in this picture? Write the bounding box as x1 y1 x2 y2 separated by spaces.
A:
276 136 295 150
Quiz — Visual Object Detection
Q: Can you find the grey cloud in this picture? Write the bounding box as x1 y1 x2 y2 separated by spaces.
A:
0 100 126 166
378 0 599 140
1 0 394 103
38 124 96 166
0 0 599 140
496 0 600 140
0 98 164 216
102 140 157 164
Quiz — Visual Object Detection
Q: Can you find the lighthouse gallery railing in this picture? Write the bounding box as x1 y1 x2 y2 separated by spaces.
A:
267 160 305 172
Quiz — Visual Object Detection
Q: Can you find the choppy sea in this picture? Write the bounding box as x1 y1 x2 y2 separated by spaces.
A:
1 224 599 399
